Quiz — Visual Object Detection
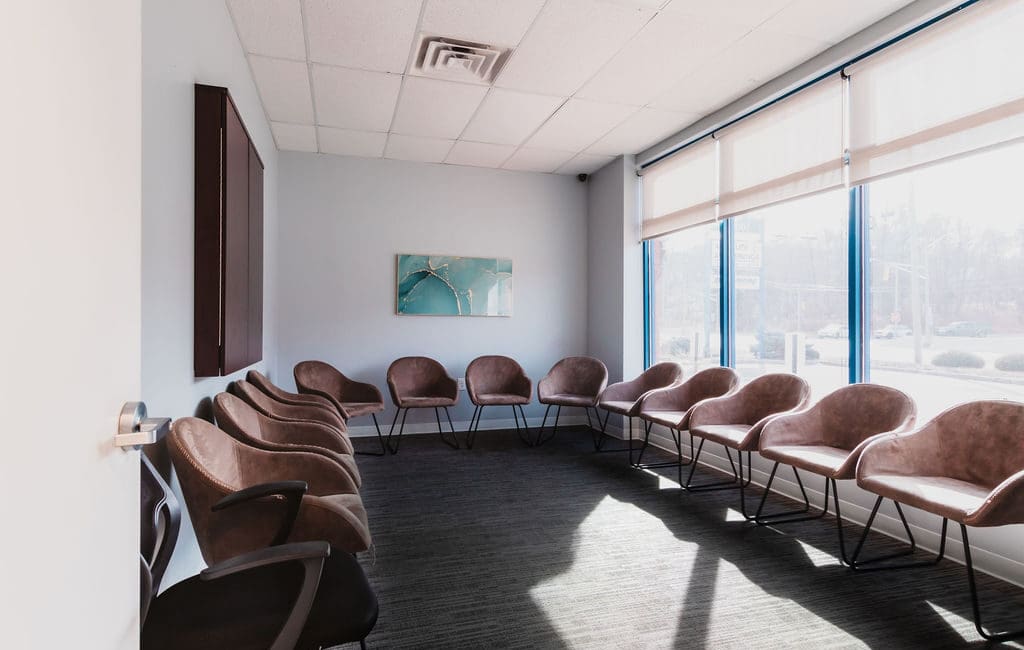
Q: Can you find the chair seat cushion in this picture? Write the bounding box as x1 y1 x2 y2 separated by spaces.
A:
293 494 372 553
600 399 640 416
760 444 853 479
340 401 384 417
540 392 598 407
398 396 457 408
143 548 378 650
857 474 989 522
475 392 530 406
639 409 689 429
691 424 754 450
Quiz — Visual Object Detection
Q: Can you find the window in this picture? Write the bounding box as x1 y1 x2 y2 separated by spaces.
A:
649 223 720 371
867 143 1024 419
732 190 849 394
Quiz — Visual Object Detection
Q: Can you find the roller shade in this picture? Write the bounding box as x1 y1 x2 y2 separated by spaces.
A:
639 138 716 240
848 0 1024 184
717 76 845 219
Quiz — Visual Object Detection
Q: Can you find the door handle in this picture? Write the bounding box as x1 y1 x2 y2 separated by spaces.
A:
115 401 171 450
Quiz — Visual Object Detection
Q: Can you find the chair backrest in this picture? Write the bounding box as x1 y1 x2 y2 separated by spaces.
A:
814 383 917 450
540 356 608 398
294 360 345 396
465 355 530 398
387 356 450 400
924 400 1024 489
140 454 180 622
736 373 811 424
231 379 346 430
213 392 268 444
637 361 684 391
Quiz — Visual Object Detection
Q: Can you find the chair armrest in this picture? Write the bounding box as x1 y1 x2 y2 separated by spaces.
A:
513 373 533 399
214 481 308 546
537 375 557 400
347 380 384 404
261 418 354 455
856 426 938 481
601 378 643 403
758 406 826 449
201 541 330 650
243 450 358 497
297 384 348 419
969 469 1024 527
439 374 458 400
689 393 748 429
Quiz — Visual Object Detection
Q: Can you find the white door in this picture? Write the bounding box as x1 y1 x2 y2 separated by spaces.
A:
0 1 142 648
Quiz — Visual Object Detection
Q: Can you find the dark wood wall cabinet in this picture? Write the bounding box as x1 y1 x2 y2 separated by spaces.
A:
194 84 264 377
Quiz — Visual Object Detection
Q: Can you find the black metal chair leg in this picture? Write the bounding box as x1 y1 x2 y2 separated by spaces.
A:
514 404 533 447
752 464 828 525
388 408 409 455
961 524 1024 641
534 404 553 446
683 439 745 491
434 406 459 449
466 405 481 449
360 639 367 650
594 408 611 451
355 413 388 456
849 496 947 571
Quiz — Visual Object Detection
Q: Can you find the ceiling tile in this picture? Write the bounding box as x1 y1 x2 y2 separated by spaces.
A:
304 0 423 73
495 0 655 96
444 141 516 168
577 11 749 107
248 56 314 123
318 127 387 157
661 0 791 30
501 147 576 173
587 108 698 156
390 77 488 139
385 134 455 162
420 0 546 46
312 65 402 131
761 0 915 44
650 27 829 114
271 122 317 152
526 99 637 152
460 89 565 146
227 0 306 60
557 152 615 176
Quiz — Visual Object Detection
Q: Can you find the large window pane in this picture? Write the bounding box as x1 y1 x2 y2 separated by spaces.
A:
868 143 1024 420
733 190 849 394
650 224 721 371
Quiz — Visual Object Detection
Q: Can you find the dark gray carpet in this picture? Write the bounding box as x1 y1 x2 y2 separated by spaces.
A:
349 428 1024 649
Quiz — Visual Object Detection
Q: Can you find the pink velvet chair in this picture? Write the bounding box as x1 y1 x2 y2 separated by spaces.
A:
534 356 609 448
464 355 532 449
385 356 460 453
597 362 685 456
294 360 387 456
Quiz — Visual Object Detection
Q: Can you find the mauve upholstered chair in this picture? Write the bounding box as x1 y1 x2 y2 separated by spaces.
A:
757 383 916 560
687 373 811 508
386 356 460 453
213 393 361 492
140 456 379 650
168 418 372 564
854 400 1024 640
248 369 338 413
294 360 388 456
464 355 533 449
231 379 348 432
636 367 740 482
534 356 609 448
597 361 685 456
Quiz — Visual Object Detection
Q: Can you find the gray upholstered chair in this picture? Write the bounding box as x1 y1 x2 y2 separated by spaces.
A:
385 356 460 453
294 360 388 456
248 369 338 412
464 355 533 449
213 392 361 492
636 367 740 481
757 383 916 560
854 400 1024 641
597 361 685 456
687 373 811 509
231 379 348 432
535 356 609 448
168 417 372 563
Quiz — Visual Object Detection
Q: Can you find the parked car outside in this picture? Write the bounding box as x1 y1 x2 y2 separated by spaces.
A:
935 321 992 337
873 324 912 339
816 323 849 338
750 331 821 360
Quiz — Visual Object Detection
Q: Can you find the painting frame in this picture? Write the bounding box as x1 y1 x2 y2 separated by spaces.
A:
395 253 513 317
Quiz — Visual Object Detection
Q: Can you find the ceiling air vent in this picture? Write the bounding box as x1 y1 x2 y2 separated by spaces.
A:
411 35 511 85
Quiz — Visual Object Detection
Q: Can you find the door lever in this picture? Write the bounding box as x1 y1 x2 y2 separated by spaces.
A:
116 401 171 450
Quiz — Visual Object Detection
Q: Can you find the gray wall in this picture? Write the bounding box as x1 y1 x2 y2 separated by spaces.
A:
141 0 279 587
276 153 587 433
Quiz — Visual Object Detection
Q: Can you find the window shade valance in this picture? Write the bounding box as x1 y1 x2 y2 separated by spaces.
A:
639 138 717 240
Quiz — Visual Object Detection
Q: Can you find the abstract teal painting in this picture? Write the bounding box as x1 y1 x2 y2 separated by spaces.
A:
396 254 512 316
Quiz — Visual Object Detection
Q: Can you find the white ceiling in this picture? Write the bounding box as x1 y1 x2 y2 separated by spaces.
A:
226 0 915 175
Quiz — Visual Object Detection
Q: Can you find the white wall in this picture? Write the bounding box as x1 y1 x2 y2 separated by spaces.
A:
141 0 279 587
277 153 587 433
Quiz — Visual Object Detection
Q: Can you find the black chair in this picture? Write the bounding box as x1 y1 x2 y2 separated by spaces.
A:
140 454 378 649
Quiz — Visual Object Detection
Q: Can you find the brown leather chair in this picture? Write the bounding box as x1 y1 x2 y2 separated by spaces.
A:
757 383 916 561
465 355 533 449
248 369 338 413
636 367 740 482
385 356 460 453
168 417 372 564
854 400 1024 641
597 361 685 455
294 360 388 456
535 356 609 448
140 455 378 650
687 372 811 510
231 379 348 432
213 392 361 492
